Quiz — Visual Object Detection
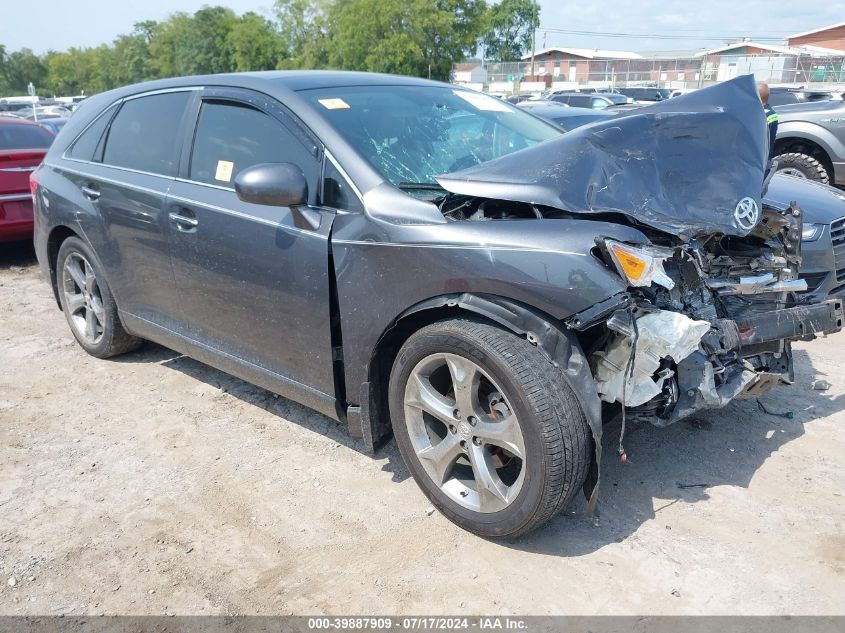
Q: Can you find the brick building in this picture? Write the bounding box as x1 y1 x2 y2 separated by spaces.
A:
788 22 845 52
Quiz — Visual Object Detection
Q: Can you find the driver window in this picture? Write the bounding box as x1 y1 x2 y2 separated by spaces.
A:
189 100 318 195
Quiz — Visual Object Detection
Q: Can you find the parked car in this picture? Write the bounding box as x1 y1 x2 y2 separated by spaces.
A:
0 117 53 241
772 100 845 185
519 104 617 131
769 87 838 107
38 117 70 135
516 99 568 109
765 174 845 298
550 92 629 109
617 87 672 103
22 106 72 120
32 72 842 538
573 87 622 94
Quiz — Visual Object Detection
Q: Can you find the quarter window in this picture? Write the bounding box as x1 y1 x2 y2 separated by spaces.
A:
67 105 115 161
189 100 317 192
102 92 190 176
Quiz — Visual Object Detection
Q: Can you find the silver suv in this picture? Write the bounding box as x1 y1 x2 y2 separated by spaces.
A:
774 100 845 185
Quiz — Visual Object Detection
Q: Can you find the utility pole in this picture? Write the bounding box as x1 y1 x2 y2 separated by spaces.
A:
530 29 536 82
27 82 37 122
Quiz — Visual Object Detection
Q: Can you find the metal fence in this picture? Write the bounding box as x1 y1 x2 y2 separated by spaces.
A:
454 53 845 93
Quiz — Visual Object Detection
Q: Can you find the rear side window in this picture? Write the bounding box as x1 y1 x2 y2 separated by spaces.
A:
189 100 318 190
67 106 115 161
102 92 190 176
0 123 53 150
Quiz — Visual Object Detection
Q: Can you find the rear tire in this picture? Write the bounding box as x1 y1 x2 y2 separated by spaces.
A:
56 237 142 359
388 318 591 538
775 152 830 184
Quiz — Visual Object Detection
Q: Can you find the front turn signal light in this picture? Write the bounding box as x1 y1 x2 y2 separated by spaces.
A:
604 240 675 290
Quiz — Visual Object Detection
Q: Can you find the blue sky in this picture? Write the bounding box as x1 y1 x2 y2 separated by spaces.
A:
2 0 844 55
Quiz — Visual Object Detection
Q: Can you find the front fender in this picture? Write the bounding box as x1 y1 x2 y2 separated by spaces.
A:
331 212 645 407
777 120 844 161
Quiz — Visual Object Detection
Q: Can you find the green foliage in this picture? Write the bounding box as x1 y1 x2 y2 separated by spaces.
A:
323 0 486 80
0 0 540 97
483 0 540 62
229 12 284 71
1 48 48 94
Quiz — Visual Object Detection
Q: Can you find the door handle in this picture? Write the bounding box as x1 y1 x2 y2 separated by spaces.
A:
169 210 199 231
81 184 100 201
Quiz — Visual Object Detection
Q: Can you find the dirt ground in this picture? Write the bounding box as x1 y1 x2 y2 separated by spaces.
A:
1 240 844 616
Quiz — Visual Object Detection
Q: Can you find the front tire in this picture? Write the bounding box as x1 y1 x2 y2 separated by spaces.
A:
388 318 591 538
56 237 142 359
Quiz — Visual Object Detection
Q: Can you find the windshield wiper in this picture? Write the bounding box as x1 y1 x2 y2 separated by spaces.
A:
398 182 445 191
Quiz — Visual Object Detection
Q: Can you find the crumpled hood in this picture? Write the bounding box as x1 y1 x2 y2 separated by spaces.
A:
436 75 769 240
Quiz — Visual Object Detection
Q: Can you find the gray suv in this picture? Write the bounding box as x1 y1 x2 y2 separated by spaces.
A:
32 72 842 537
774 100 845 185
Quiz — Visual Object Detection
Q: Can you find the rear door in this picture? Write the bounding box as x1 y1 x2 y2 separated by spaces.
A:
165 88 337 396
63 90 194 326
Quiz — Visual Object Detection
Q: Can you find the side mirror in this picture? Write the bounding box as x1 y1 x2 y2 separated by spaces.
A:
234 162 308 207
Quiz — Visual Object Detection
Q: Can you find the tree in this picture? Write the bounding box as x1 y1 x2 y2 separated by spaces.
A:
273 0 332 68
482 0 540 62
3 48 48 94
324 0 485 79
417 0 487 80
149 7 238 77
1 0 504 97
228 12 284 71
109 22 158 87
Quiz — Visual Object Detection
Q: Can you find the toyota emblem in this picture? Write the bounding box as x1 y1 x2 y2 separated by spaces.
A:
734 197 759 230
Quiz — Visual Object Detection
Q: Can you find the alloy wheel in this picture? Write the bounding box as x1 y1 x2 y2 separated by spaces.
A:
61 252 105 346
403 352 526 513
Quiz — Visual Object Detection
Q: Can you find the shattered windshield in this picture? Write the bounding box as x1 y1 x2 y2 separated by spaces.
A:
300 85 560 191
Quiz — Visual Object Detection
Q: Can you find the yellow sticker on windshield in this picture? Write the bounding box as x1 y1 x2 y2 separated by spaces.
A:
318 98 351 110
215 160 234 182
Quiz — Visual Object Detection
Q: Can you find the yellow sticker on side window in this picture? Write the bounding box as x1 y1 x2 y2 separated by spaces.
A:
215 160 234 182
318 98 351 110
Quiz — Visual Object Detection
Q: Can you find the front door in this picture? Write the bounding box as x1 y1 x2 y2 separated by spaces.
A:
166 90 337 399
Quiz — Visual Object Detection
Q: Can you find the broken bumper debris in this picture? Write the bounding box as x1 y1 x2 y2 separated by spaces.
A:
590 300 842 427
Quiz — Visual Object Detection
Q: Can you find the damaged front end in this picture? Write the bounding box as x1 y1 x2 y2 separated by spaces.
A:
585 215 843 427
434 75 843 432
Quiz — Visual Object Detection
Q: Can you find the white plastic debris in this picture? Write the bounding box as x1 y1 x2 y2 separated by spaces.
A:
592 310 711 407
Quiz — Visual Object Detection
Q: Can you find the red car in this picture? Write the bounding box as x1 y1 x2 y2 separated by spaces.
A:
0 117 53 241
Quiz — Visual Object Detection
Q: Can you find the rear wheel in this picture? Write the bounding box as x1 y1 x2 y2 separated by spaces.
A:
388 318 591 538
57 237 142 358
775 152 830 183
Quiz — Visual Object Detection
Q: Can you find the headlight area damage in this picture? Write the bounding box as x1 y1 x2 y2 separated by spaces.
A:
434 75 843 506
586 234 843 429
